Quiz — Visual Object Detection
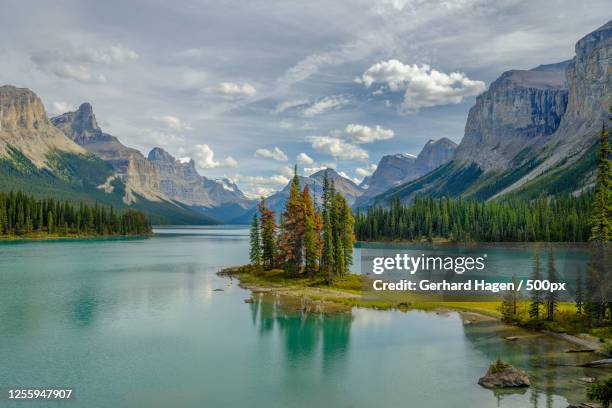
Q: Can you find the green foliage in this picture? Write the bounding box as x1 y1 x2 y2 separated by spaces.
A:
0 191 151 237
249 214 262 266
249 167 354 283
589 115 611 242
529 252 543 320
546 250 558 321
355 194 592 242
0 149 216 225
588 377 612 408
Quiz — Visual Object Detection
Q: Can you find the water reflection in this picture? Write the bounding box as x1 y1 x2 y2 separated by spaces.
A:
463 320 610 406
249 296 352 373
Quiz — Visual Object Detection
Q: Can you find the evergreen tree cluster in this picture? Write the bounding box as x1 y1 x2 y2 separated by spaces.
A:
589 114 612 243
355 194 592 243
0 191 151 237
250 168 354 283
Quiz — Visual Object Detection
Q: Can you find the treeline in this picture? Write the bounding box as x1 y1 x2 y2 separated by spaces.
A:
502 247 611 331
250 168 354 283
355 194 592 242
0 191 152 237
356 116 611 244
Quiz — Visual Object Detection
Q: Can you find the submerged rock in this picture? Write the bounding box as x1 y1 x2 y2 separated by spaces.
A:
478 360 530 388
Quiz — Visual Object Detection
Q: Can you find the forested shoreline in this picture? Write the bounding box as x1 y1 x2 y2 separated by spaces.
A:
354 194 592 242
356 121 610 244
0 191 152 239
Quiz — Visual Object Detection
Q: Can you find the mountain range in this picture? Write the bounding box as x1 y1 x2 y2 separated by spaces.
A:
0 20 609 224
367 20 610 207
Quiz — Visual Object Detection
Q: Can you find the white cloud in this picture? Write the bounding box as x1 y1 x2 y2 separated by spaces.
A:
153 115 192 131
344 124 394 144
234 173 290 198
303 166 327 176
360 59 485 111
192 144 236 169
224 156 238 168
302 95 349 117
50 101 76 115
355 163 377 178
255 146 288 161
279 165 295 177
214 82 257 98
277 120 316 131
296 152 314 165
31 43 138 83
273 98 309 114
306 136 368 161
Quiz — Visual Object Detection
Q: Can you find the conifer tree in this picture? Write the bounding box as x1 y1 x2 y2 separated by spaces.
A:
589 116 611 243
546 249 558 321
302 185 319 277
249 213 262 267
320 172 335 283
258 198 277 270
575 268 584 315
501 274 520 321
529 252 543 320
278 166 305 275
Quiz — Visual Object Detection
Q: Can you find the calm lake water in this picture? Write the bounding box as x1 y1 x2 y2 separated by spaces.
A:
0 227 607 407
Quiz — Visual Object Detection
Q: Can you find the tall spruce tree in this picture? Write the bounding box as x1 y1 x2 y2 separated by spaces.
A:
302 185 319 277
278 166 305 275
575 268 584 315
258 198 277 270
589 116 611 243
249 213 262 267
529 252 543 320
321 172 335 283
546 249 558 321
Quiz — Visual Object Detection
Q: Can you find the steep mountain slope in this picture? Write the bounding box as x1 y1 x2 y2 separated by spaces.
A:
0 85 86 167
362 138 457 199
0 86 217 225
371 20 610 206
147 147 254 222
309 168 364 205
52 103 165 203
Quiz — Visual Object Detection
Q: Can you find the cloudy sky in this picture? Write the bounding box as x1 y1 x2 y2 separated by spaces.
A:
0 0 608 196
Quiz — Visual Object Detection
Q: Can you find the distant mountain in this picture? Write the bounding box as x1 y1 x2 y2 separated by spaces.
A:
147 147 254 222
371 20 611 206
0 87 217 225
231 168 363 224
310 168 364 205
52 103 165 203
355 138 456 207
51 104 253 222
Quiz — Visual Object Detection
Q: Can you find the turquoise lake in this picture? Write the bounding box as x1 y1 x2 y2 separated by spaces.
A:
0 226 607 407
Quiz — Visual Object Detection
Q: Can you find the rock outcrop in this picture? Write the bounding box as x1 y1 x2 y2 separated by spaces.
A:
454 61 570 171
52 103 164 203
147 147 251 208
496 20 612 195
0 85 85 167
478 360 530 388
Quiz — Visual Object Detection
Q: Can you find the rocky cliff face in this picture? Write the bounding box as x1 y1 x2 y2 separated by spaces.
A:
0 85 85 167
52 103 164 203
495 20 611 195
363 138 457 197
147 147 251 208
454 62 570 171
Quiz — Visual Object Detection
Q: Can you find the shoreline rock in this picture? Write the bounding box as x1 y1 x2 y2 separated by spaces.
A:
478 360 530 389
